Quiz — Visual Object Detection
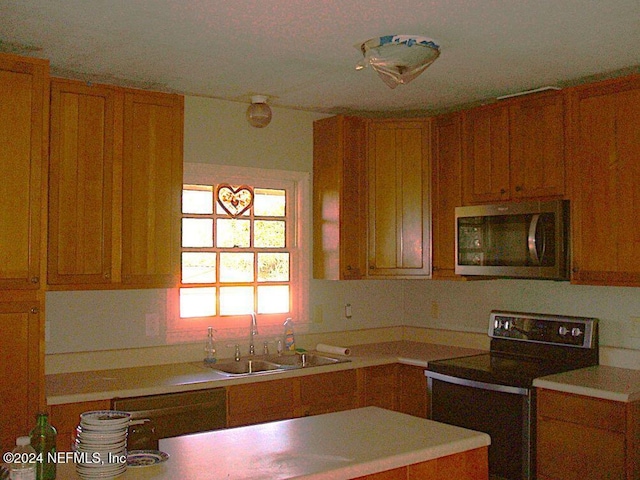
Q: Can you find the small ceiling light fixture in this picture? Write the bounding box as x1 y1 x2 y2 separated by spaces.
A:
246 95 272 128
356 35 441 89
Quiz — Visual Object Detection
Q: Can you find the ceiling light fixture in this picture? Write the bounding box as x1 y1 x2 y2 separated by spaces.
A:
246 95 272 128
356 35 441 89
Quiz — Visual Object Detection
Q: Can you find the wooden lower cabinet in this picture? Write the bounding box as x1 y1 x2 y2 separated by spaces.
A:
537 388 640 480
362 364 398 411
226 364 428 430
226 378 296 427
49 399 111 452
300 369 360 416
353 447 488 480
397 364 428 418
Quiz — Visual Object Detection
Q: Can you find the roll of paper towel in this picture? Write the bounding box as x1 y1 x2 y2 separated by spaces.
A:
316 343 351 356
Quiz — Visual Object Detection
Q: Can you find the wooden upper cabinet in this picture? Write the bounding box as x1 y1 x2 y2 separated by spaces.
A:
0 54 48 290
312 116 367 280
462 91 566 205
431 112 463 279
367 119 431 278
48 79 119 285
510 91 565 199
462 103 510 204
121 90 184 287
567 75 640 286
47 81 183 289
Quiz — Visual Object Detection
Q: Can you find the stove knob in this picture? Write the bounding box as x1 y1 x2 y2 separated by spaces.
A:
571 327 583 337
558 326 569 336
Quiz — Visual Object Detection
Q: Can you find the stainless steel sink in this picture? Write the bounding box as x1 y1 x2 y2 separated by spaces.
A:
264 353 347 367
201 359 284 376
196 352 350 376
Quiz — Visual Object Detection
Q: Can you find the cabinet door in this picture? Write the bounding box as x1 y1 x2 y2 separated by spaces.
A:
313 116 367 280
568 76 640 285
510 92 565 200
397 364 428 418
227 378 296 427
431 113 463 279
122 90 183 287
0 54 48 289
462 104 510 204
367 119 431 278
0 300 41 453
300 369 359 416
362 364 398 410
48 80 119 285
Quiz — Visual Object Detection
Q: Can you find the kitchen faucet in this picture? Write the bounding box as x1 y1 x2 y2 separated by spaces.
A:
248 312 258 356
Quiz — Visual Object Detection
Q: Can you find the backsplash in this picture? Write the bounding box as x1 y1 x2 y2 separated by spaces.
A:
46 278 640 355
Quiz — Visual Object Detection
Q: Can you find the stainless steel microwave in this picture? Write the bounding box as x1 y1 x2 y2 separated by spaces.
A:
455 200 569 280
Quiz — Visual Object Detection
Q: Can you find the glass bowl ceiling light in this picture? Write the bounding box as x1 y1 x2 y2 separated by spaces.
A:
355 35 441 89
246 95 272 128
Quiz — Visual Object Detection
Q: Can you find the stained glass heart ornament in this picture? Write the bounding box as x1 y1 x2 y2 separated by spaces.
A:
216 184 254 217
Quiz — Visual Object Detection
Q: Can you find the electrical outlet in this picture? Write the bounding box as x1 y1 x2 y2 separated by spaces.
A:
312 305 323 324
431 301 439 319
631 317 640 338
145 313 160 337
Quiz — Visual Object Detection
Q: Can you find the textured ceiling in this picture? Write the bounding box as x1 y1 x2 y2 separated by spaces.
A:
2 0 639 116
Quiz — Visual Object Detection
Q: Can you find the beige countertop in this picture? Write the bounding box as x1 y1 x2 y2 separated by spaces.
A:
55 407 490 480
46 341 482 405
533 365 640 402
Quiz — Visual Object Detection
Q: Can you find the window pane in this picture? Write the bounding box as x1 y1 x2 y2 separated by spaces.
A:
180 287 216 317
183 186 213 214
254 188 285 217
216 218 250 248
255 220 285 248
257 285 289 314
220 252 254 282
182 218 213 247
220 287 254 315
182 252 216 283
258 253 289 282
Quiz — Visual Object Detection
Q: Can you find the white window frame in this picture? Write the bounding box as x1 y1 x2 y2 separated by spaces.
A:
167 163 310 341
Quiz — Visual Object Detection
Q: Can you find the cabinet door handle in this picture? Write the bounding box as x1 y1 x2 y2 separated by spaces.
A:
30 307 39 314
30 276 39 284
500 188 506 195
515 185 523 192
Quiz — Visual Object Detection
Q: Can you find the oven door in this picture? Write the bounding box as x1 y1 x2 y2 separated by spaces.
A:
426 371 533 480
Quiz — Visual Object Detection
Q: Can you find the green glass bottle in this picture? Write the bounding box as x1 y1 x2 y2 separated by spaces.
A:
29 412 57 480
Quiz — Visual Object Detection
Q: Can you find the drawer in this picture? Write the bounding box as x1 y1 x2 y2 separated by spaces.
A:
537 388 626 433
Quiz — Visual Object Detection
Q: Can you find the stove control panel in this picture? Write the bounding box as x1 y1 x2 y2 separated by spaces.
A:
489 311 597 348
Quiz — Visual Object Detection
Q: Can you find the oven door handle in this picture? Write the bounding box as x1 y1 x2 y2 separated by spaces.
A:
425 371 529 396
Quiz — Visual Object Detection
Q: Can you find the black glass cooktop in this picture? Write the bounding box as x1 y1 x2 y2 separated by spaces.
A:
427 352 578 389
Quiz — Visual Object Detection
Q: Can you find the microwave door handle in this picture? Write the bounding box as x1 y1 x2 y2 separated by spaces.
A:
528 214 542 265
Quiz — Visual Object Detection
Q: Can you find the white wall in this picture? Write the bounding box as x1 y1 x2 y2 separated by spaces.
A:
46 95 640 360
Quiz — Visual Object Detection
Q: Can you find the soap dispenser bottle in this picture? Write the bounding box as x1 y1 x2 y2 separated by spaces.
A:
283 317 295 354
204 326 217 364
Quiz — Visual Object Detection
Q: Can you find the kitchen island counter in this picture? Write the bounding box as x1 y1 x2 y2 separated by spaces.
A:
56 407 490 479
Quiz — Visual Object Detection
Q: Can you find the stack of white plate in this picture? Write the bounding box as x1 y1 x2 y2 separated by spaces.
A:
74 410 131 479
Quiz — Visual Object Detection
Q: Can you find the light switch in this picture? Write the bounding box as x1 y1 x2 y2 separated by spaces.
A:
631 317 640 338
146 313 160 337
